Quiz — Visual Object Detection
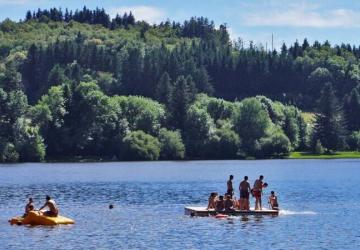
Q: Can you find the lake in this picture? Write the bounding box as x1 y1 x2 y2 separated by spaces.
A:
1 160 359 249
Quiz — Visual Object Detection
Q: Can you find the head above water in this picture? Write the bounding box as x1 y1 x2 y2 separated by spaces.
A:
46 195 51 201
29 198 33 202
219 195 224 200
229 175 233 180
263 183 268 188
244 176 248 180
271 191 275 195
260 175 264 180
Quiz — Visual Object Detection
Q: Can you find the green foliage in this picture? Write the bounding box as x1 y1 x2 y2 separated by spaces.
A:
158 128 185 160
205 127 240 159
314 139 325 155
233 98 272 155
1 8 357 161
348 131 360 151
312 83 347 151
13 118 45 161
0 142 19 162
121 130 160 161
184 105 214 158
115 95 165 135
259 128 292 157
168 75 195 129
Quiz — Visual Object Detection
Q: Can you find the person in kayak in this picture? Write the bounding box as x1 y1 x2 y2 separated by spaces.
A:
253 175 266 210
207 192 218 209
215 195 225 211
39 195 59 217
23 198 35 217
268 191 279 210
226 175 234 197
239 176 251 210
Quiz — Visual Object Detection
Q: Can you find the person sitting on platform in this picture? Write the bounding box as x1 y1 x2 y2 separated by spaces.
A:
207 192 218 209
215 195 225 211
224 195 235 211
268 191 279 210
39 195 59 217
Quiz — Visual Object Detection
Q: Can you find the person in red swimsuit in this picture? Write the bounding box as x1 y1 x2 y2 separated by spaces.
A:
253 175 266 210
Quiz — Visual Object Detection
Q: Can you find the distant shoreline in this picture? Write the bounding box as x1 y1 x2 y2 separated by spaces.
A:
289 151 360 159
26 151 360 163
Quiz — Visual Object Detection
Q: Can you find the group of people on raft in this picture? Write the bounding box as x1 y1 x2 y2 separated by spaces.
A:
23 195 59 217
207 175 279 211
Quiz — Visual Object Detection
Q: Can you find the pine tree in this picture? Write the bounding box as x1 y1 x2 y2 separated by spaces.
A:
155 72 172 106
344 87 360 131
313 83 347 151
168 75 193 130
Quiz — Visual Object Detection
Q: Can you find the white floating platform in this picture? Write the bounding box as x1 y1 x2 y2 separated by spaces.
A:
185 206 279 216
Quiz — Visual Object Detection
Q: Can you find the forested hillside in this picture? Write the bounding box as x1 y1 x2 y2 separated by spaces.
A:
0 7 359 162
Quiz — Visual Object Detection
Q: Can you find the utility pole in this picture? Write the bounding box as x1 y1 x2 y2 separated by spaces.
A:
271 33 274 51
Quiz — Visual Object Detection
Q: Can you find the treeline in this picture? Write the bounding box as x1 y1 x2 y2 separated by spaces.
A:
24 6 220 39
0 76 307 162
0 7 360 161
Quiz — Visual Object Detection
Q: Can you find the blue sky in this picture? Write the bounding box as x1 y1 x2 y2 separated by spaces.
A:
1 0 360 49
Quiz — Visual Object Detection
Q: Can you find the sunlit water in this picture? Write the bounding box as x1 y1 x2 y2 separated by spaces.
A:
1 160 359 249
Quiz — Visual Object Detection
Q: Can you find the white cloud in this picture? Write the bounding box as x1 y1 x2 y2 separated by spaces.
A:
108 6 166 24
242 3 360 28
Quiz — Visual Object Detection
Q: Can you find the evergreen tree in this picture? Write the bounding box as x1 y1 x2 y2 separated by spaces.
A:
313 83 347 151
168 75 193 130
344 87 360 131
155 72 172 106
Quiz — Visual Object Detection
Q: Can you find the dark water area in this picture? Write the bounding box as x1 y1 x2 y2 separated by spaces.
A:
1 160 359 249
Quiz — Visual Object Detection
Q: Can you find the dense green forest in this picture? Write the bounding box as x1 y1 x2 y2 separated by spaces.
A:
0 7 360 162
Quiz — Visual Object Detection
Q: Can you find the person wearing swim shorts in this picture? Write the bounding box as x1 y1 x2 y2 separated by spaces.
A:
253 175 264 210
239 176 251 210
226 175 234 197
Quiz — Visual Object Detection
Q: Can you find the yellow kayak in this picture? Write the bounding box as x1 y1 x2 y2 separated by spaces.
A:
9 211 75 226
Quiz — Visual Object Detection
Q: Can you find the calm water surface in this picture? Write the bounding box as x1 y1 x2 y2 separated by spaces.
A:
1 160 359 249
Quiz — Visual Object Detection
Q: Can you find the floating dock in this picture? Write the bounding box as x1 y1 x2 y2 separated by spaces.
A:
185 206 279 217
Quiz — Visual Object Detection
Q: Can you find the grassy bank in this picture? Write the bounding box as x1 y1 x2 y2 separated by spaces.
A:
289 151 360 159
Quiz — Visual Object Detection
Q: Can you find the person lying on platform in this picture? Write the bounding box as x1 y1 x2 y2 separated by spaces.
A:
207 192 218 210
39 195 59 217
23 198 35 217
268 191 279 210
224 195 235 211
215 195 225 211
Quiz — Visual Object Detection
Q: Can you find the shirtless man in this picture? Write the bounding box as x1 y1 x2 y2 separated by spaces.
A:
253 175 265 210
239 176 251 210
39 195 59 217
227 175 234 197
